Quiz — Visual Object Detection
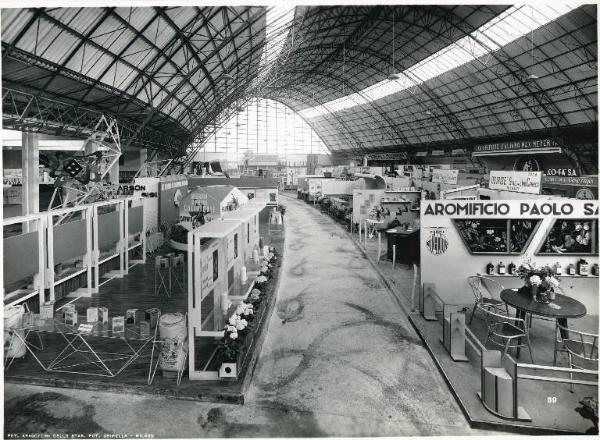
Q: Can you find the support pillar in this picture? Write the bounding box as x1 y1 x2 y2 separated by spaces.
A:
22 131 39 230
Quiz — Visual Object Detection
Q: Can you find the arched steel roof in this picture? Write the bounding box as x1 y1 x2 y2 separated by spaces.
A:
1 5 597 169
2 6 269 154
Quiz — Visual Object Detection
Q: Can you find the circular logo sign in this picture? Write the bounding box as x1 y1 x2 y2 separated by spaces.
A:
576 188 594 200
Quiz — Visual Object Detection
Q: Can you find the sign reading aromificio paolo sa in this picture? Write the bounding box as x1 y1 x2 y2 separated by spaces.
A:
422 199 599 218
488 171 542 194
431 169 459 185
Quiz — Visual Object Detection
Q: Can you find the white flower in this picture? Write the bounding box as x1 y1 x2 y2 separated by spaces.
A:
583 223 590 231
575 223 582 231
228 315 238 326
229 331 238 340
547 276 560 288
235 305 245 315
486 229 494 235
235 319 248 331
256 275 268 283
529 275 542 286
226 325 237 333
243 308 254 316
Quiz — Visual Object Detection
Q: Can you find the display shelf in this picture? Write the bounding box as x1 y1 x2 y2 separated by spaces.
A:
4 288 38 306
410 208 420 211
384 190 421 193
381 200 411 204
54 267 87 285
98 253 119 265
479 272 599 279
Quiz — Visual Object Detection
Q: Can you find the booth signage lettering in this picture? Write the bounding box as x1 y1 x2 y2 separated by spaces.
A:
543 175 597 186
489 171 542 194
423 201 598 217
431 169 459 184
545 168 578 177
117 185 157 197
475 138 559 152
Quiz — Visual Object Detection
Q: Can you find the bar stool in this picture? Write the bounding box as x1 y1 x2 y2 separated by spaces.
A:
169 254 186 293
154 256 170 297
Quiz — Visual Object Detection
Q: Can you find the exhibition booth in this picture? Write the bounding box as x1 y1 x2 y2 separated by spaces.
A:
415 199 598 433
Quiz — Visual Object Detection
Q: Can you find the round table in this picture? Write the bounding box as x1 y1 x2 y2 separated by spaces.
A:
500 288 587 358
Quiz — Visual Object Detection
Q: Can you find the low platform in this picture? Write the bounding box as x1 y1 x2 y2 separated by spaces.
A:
409 311 598 434
5 208 284 404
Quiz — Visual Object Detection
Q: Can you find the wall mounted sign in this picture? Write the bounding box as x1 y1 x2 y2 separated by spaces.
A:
542 175 597 187
489 171 542 194
432 169 459 185
576 188 595 200
426 227 449 255
513 156 542 172
475 138 560 153
545 168 578 177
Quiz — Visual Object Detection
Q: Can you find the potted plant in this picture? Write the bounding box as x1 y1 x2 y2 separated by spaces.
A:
168 223 189 251
516 263 560 303
217 314 250 379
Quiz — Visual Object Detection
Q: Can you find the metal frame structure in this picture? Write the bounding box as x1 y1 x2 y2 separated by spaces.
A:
1 5 597 172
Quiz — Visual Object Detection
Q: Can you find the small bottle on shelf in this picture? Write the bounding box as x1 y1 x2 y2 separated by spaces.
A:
497 261 506 275
486 262 494 275
508 262 516 275
578 259 590 276
555 262 562 275
592 264 599 276
567 263 577 276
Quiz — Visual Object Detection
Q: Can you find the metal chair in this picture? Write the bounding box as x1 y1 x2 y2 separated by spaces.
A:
480 305 534 363
467 275 508 325
554 322 598 392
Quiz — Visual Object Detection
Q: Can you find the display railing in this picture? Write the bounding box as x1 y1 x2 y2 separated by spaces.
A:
2 196 146 307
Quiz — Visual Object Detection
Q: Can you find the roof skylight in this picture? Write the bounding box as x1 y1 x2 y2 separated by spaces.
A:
300 4 575 119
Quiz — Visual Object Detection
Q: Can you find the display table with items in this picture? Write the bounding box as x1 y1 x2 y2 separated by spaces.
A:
5 308 160 379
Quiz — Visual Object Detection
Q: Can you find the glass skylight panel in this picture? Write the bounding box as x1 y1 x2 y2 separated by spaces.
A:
299 4 575 119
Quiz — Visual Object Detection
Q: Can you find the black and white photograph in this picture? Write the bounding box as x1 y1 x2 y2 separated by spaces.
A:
1 1 598 438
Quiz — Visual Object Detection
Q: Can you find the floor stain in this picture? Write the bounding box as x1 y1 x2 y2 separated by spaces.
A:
4 392 109 435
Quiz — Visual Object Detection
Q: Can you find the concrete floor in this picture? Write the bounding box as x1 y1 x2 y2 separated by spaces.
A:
4 196 492 438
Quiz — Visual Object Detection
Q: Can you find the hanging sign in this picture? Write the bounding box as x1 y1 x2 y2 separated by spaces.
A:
475 138 560 153
432 169 459 185
489 171 542 194
545 168 578 177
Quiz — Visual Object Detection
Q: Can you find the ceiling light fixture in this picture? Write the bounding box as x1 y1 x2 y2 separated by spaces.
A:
388 10 402 81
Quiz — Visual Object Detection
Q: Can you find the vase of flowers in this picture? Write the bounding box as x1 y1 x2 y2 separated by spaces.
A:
516 263 560 303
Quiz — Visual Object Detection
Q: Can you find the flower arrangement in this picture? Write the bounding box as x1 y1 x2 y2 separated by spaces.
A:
542 220 594 254
516 263 560 302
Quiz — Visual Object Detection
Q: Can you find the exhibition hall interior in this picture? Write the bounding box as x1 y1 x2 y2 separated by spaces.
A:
2 2 599 438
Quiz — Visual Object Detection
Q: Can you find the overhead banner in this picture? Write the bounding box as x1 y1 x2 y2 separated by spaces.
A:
488 171 542 194
474 138 561 153
432 169 459 185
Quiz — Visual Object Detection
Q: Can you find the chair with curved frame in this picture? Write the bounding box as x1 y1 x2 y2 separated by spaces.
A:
467 275 508 325
481 305 534 362
554 322 598 392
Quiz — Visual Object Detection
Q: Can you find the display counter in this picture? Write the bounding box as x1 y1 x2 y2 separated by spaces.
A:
385 228 420 264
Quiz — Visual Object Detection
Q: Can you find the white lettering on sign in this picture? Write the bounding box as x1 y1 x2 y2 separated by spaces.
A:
431 169 459 185
489 171 542 194
545 168 578 177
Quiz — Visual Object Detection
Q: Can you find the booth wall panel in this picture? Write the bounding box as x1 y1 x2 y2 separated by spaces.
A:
3 231 38 286
98 210 120 249
128 206 143 233
53 219 87 264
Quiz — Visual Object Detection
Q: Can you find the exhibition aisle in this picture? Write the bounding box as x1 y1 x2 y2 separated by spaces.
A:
4 198 482 437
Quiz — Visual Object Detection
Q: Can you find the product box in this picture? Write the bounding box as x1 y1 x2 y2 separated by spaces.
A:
145 308 160 328
40 301 55 320
64 310 78 326
87 307 99 323
112 316 125 334
126 309 138 325
62 304 76 320
98 307 109 324
140 320 151 338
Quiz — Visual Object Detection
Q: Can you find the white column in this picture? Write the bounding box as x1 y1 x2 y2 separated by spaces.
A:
22 131 39 230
